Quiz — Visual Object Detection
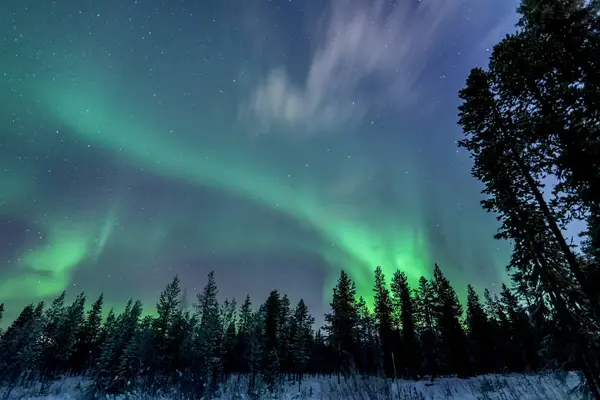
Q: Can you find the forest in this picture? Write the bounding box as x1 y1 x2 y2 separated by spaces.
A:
0 0 599 398
0 266 574 398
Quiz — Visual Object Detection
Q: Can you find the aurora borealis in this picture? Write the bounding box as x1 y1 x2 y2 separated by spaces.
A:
1 0 519 323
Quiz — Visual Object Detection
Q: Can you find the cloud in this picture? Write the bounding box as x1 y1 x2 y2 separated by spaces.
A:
478 13 519 56
249 0 464 133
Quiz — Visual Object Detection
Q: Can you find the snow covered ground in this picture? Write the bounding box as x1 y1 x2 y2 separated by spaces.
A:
2 371 584 399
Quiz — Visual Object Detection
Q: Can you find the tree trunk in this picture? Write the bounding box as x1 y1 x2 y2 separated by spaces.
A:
515 155 600 317
533 248 600 399
490 96 600 318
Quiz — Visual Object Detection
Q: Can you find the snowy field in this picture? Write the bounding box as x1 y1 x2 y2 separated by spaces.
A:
2 371 584 399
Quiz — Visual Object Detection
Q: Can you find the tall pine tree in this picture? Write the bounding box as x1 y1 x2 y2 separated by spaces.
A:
71 293 104 374
289 299 314 388
458 22 600 394
263 290 282 392
194 271 222 393
391 270 419 378
324 270 358 377
372 266 397 378
414 277 440 381
465 285 493 375
432 265 469 377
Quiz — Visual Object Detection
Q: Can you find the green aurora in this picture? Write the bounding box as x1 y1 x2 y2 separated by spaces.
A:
0 0 513 319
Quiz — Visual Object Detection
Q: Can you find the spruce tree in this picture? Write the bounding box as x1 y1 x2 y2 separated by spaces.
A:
115 315 154 393
483 289 508 371
194 271 222 392
459 50 600 394
97 308 115 352
220 298 237 379
414 277 440 380
310 329 328 374
71 293 104 374
55 293 86 375
177 311 199 395
432 265 469 377
372 266 396 378
391 270 419 378
93 299 143 394
236 294 253 374
170 308 193 381
486 27 600 320
0 302 44 388
355 296 379 375
465 285 493 375
458 66 571 306
289 299 314 388
499 285 540 372
263 290 282 392
247 306 265 392
324 270 358 377
514 0 600 244
152 276 182 385
278 294 292 377
39 291 68 382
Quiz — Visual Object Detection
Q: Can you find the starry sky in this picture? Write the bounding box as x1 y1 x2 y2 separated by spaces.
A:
0 0 521 324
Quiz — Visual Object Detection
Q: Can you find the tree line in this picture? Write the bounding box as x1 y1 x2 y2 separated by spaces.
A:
0 265 562 398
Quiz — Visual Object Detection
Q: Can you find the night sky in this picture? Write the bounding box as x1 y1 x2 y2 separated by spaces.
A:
1 0 521 324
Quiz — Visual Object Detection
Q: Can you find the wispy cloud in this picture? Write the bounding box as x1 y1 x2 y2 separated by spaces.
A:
249 0 464 133
477 14 519 58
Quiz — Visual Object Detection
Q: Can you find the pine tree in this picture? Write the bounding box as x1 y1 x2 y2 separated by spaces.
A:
499 284 541 372
194 271 222 393
97 308 115 351
324 270 358 377
278 294 292 377
169 308 193 383
263 290 282 392
514 0 600 254
55 293 86 375
483 289 508 371
177 311 199 395
39 291 68 382
247 306 265 392
458 59 600 394
391 270 419 378
289 299 314 388
510 8 600 370
372 266 397 378
114 315 154 393
414 277 440 380
432 265 469 377
152 276 182 386
485 24 600 321
93 299 143 394
236 294 253 374
0 302 45 389
354 296 379 375
458 66 571 307
309 329 328 374
71 293 104 374
465 285 493 375
220 298 237 379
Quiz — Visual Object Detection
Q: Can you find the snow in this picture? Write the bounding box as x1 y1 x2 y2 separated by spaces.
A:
2 371 584 399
